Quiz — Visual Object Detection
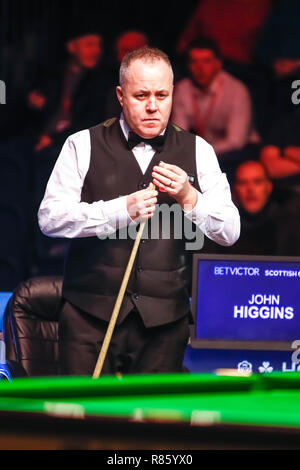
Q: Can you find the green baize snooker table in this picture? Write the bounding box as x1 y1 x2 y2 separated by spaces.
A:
1 371 300 449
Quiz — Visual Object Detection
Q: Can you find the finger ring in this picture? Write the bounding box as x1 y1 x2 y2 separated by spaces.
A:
169 179 173 188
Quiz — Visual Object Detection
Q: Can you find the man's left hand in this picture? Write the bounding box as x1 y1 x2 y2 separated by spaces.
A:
152 161 198 210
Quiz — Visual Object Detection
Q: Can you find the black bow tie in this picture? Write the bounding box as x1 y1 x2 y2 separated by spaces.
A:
128 131 165 152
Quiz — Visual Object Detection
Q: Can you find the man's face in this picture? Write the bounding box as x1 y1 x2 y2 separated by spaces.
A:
69 35 102 69
188 48 221 89
234 162 273 214
116 58 173 139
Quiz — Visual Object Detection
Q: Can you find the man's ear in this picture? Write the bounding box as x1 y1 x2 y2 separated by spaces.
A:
116 86 124 107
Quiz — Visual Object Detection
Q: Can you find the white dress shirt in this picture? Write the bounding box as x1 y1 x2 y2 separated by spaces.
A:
38 115 240 246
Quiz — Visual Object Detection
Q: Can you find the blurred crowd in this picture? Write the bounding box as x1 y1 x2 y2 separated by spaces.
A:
1 0 300 291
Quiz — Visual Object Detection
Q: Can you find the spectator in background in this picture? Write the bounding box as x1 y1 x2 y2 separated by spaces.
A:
1 26 107 145
31 26 110 273
260 107 300 203
115 30 149 64
176 0 271 67
203 160 300 256
175 0 272 138
105 30 148 118
171 38 260 182
28 27 108 154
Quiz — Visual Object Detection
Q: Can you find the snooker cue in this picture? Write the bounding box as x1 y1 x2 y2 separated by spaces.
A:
92 182 155 379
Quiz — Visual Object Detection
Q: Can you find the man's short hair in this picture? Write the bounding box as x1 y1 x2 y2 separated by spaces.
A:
119 46 173 86
187 37 222 60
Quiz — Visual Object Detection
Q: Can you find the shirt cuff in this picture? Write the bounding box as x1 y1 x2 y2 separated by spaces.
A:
102 196 132 231
182 190 207 224
182 190 225 238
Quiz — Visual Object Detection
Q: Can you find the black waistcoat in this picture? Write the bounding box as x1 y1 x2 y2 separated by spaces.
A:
62 118 201 327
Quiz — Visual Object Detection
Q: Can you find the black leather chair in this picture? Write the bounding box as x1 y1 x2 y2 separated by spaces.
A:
3 276 63 377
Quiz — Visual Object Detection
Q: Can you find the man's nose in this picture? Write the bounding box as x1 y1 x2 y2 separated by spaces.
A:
146 96 158 112
246 184 256 195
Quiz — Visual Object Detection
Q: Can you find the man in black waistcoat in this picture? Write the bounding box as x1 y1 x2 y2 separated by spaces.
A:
38 47 240 376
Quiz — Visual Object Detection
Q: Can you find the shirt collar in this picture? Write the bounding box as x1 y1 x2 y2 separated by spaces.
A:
119 112 130 140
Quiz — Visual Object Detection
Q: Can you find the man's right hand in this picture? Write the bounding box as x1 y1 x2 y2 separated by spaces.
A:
126 188 158 222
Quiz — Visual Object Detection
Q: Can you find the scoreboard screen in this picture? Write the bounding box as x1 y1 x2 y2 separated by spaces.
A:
191 255 300 350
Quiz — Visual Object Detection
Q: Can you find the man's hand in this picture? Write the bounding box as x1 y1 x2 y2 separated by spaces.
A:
152 161 198 210
260 145 300 178
127 188 158 222
284 146 300 164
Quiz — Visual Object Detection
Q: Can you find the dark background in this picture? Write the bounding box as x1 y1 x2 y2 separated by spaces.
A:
0 0 199 101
